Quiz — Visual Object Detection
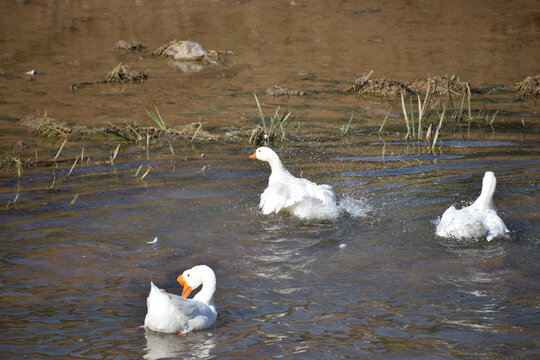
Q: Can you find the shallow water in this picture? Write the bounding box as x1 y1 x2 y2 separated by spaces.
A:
1 138 539 359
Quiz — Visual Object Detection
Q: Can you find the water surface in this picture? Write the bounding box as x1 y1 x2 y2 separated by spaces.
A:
1 139 539 359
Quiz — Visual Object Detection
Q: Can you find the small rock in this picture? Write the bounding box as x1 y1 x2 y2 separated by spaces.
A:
115 40 143 52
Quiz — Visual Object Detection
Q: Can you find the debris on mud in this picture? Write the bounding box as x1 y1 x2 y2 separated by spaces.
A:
151 40 226 65
70 63 147 91
347 71 469 97
19 112 220 144
104 121 218 143
0 154 35 172
266 86 308 96
20 114 86 138
104 63 148 84
115 40 143 52
410 75 469 96
346 70 413 97
513 75 540 97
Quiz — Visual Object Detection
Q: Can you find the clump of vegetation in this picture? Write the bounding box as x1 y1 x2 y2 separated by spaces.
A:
249 93 295 146
0 155 34 175
347 71 469 97
410 75 469 96
105 63 148 85
21 114 95 138
513 75 540 97
103 108 217 143
71 63 147 91
397 85 446 154
346 70 412 97
33 117 75 138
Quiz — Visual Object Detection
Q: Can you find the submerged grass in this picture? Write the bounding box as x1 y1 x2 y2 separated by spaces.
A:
110 144 120 168
65 156 79 178
140 166 151 180
70 193 79 208
54 139 67 163
341 112 354 136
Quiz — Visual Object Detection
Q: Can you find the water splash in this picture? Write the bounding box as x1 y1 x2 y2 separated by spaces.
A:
338 196 371 217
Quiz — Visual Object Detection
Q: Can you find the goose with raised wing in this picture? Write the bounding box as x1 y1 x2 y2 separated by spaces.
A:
144 265 217 334
436 171 510 241
250 147 338 220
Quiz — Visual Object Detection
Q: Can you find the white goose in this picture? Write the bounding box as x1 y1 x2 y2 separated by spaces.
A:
250 147 339 220
144 265 217 334
436 171 510 241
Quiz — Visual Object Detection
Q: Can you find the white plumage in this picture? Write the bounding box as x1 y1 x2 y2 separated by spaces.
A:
436 171 510 241
144 265 217 334
250 147 338 220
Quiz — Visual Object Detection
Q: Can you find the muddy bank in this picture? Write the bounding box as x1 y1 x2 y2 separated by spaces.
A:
1 0 539 131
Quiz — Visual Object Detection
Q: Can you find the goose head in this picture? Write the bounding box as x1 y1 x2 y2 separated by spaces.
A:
177 265 216 304
249 147 287 175
249 147 279 162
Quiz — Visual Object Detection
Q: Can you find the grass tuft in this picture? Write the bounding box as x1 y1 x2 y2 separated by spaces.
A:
249 93 295 146
145 107 168 132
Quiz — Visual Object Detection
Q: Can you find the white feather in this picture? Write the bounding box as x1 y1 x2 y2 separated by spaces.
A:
251 147 338 220
436 172 510 241
144 265 217 334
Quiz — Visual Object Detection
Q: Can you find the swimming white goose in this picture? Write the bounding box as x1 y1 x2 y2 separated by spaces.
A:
144 265 217 334
250 147 338 220
436 171 510 241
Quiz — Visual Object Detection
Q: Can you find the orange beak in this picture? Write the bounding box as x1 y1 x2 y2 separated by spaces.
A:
177 274 193 298
249 151 257 159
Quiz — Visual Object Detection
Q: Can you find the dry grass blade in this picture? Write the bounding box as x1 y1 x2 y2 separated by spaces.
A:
140 166 151 180
400 92 411 140
65 155 79 178
190 123 202 143
54 139 67 162
168 141 175 156
431 109 445 154
110 144 120 167
49 170 57 191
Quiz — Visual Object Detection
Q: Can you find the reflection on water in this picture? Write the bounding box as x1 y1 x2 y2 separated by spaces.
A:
144 330 216 360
